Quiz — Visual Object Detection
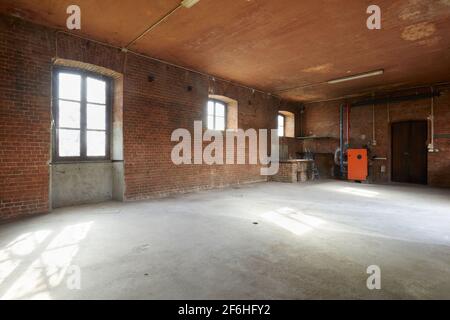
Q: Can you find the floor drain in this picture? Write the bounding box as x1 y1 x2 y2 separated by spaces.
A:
253 222 259 225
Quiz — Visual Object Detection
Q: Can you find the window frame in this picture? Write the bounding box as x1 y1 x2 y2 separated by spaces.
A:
207 99 228 131
278 114 285 137
52 66 112 163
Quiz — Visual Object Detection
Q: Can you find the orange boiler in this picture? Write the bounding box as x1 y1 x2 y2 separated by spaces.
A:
347 149 368 181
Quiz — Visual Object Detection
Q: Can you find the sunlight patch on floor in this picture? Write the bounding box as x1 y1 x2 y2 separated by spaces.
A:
0 221 93 300
261 207 326 236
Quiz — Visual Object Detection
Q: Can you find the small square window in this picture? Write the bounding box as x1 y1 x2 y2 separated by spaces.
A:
58 129 80 157
58 73 81 101
59 101 80 129
87 104 106 130
215 103 225 117
87 131 106 157
87 77 106 104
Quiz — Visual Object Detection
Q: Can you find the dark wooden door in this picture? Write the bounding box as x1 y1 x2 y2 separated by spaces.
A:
391 121 428 184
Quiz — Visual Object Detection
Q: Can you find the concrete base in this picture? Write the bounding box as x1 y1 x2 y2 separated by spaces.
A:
0 180 449 299
51 162 125 208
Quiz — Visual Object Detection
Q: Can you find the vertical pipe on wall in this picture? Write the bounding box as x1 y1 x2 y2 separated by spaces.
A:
300 106 304 137
346 104 350 147
387 100 390 123
300 110 302 137
372 99 376 146
429 87 435 152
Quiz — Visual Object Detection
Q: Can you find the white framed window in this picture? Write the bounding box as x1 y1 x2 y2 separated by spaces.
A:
53 68 111 161
207 99 226 131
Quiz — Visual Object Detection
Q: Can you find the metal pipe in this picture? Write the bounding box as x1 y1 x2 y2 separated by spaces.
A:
429 87 435 152
387 100 390 123
303 82 450 105
346 104 350 147
351 91 441 107
125 3 183 49
372 100 376 145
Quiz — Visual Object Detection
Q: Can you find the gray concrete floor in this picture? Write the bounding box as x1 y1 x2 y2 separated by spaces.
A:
0 180 449 300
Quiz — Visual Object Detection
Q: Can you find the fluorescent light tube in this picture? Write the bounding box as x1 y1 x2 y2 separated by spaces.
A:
181 0 200 8
327 69 384 84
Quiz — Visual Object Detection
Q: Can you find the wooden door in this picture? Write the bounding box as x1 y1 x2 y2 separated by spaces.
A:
391 121 427 184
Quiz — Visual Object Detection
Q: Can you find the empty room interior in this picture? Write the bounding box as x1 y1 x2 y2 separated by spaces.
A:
1 0 450 300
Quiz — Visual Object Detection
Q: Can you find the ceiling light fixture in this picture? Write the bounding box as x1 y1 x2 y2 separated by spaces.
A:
181 0 201 8
327 69 384 84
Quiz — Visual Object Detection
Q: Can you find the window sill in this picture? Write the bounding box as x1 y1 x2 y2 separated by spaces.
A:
50 160 114 165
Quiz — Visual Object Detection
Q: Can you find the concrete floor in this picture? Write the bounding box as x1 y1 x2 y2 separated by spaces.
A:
0 180 449 300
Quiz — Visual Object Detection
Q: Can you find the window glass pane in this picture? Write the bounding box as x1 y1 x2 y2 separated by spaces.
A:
278 115 284 127
59 129 80 157
87 77 106 104
215 103 225 117
59 73 81 101
59 100 80 128
207 101 214 116
207 115 215 130
87 104 106 130
278 115 285 137
87 131 106 157
215 116 225 131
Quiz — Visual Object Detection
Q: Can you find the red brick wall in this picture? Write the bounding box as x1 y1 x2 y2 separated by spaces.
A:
123 53 279 200
429 89 450 187
303 87 450 187
0 15 282 221
0 17 53 222
272 162 300 183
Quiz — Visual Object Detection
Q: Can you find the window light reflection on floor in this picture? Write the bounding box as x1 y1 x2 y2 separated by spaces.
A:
261 207 325 236
0 221 93 300
337 187 379 198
